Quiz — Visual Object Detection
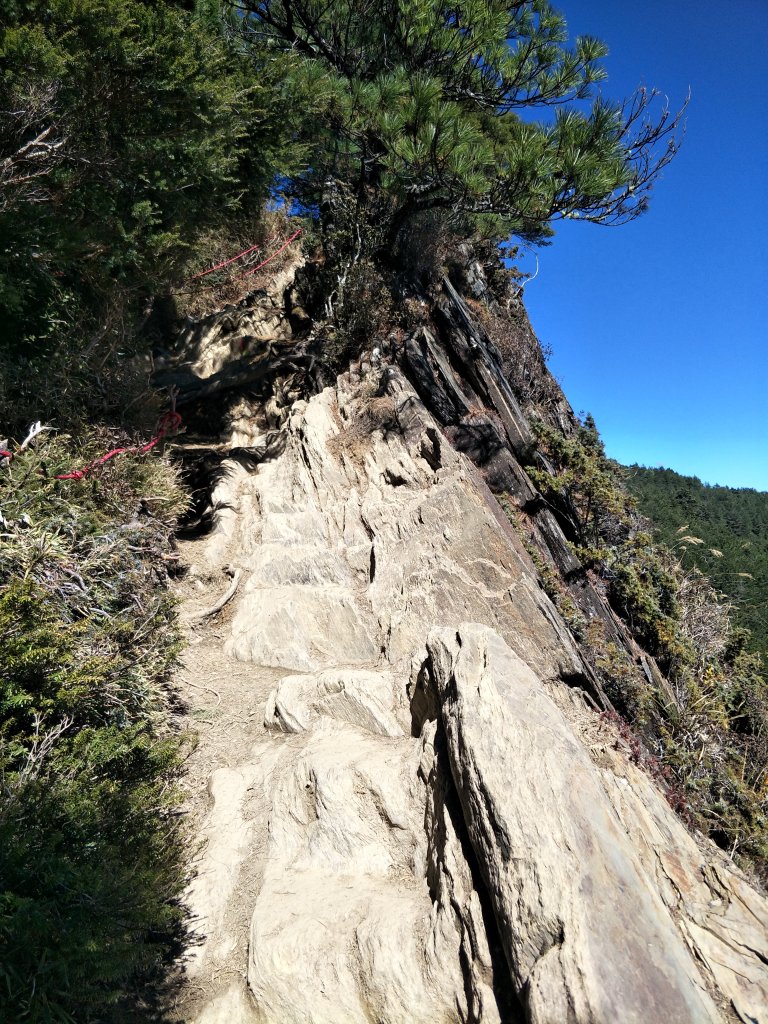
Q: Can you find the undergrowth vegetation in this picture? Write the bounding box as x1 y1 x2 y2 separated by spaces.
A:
468 294 561 412
524 417 768 879
0 432 189 1022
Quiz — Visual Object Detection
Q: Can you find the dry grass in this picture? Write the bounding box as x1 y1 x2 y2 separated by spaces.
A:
327 381 399 466
468 297 560 410
176 210 306 320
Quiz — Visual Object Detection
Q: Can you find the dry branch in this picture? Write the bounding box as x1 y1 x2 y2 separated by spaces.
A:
189 568 242 622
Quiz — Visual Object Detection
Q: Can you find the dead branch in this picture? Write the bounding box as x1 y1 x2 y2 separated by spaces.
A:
189 568 242 622
0 85 68 212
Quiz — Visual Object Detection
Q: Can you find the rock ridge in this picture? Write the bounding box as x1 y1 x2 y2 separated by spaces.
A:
169 277 768 1023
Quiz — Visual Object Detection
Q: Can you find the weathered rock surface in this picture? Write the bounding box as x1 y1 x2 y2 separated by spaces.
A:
173 316 768 1023
422 625 725 1024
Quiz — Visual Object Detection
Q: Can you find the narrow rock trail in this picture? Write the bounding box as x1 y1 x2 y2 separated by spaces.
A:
170 462 299 1023
163 303 768 1023
167 369 551 1024
172 568 284 1021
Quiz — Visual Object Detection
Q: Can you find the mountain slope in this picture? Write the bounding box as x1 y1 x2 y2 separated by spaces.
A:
626 466 768 657
162 247 768 1023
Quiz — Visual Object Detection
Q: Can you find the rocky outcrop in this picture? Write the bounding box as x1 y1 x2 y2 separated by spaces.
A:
421 625 735 1024
154 262 313 408
171 277 768 1023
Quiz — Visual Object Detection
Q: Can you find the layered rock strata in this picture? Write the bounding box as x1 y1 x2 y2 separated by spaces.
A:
175 354 768 1024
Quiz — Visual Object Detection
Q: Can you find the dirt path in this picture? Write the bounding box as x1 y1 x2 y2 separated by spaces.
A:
167 498 281 1023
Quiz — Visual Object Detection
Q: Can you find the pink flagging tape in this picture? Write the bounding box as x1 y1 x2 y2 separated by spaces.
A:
189 242 264 281
241 229 302 277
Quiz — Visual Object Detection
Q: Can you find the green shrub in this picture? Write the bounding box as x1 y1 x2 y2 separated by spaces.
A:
625 466 768 661
0 432 188 1021
0 724 183 1023
529 415 634 548
518 415 768 882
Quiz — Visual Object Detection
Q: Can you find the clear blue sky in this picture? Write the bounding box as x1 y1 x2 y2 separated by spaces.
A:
520 0 768 490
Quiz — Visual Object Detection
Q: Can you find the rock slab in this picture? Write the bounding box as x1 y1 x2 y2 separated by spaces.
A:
424 624 767 1024
177 364 768 1024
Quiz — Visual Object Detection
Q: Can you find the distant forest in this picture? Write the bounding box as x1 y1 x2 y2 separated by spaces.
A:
625 467 768 658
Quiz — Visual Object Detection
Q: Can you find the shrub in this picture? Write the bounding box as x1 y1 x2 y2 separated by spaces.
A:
469 297 560 410
0 431 188 1021
518 415 768 882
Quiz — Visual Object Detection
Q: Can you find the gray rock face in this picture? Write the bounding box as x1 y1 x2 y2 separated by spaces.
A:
423 625 722 1024
177 363 768 1024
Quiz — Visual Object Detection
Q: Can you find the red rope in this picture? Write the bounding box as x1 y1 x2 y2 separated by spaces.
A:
241 229 302 277
2 230 300 480
0 413 181 478
188 230 287 282
52 411 182 481
2 413 182 481
185 226 302 287
189 242 263 281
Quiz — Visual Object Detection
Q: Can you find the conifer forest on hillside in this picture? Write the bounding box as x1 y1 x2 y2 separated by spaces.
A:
627 466 768 661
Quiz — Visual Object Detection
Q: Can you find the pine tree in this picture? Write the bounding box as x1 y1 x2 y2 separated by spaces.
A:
235 0 686 247
0 0 298 355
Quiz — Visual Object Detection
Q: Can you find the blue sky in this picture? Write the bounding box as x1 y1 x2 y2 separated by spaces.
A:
519 0 768 490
